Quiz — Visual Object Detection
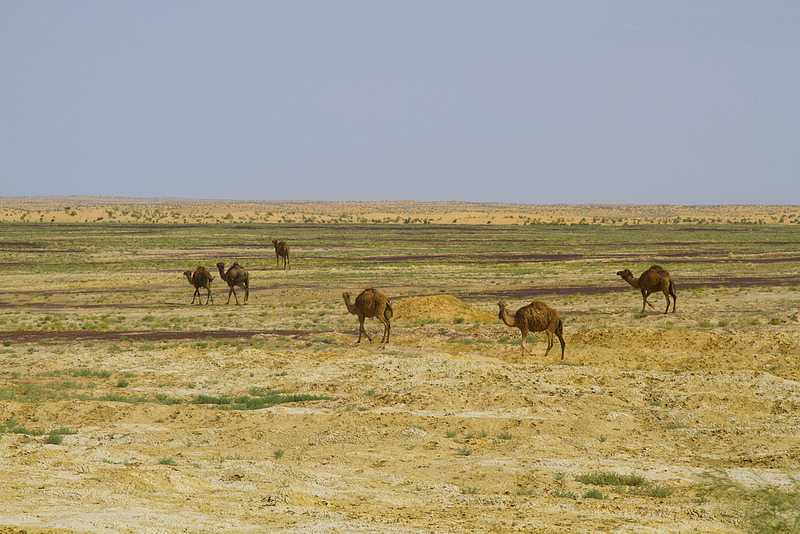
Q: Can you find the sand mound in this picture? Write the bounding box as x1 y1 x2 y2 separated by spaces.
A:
394 295 495 323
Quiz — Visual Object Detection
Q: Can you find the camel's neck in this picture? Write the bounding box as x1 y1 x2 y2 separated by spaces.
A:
499 308 516 327
185 272 195 285
622 275 639 289
217 265 227 281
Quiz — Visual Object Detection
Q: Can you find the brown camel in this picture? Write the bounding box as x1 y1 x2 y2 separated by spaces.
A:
216 262 249 305
272 239 290 270
498 301 565 359
342 288 393 344
183 266 214 305
616 265 676 314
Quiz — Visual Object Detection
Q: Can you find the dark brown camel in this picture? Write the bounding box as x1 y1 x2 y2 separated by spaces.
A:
272 239 290 270
183 266 214 305
498 301 565 359
616 265 676 314
342 289 393 344
216 262 249 305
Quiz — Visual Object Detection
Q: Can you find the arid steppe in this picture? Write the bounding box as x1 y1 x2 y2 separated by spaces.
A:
1 210 799 533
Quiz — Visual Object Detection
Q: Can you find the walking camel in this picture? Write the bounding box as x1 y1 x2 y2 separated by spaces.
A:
342 288 393 344
272 239 290 270
498 301 565 359
616 265 676 314
216 262 249 305
183 266 214 305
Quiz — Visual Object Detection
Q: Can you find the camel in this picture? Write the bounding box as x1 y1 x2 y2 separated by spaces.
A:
216 262 249 305
183 266 214 305
272 239 290 270
616 265 676 314
342 288 393 344
498 301 565 359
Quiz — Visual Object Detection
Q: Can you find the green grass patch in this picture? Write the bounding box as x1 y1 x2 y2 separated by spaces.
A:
158 457 177 466
637 484 673 498
192 388 330 411
576 471 646 487
0 418 45 436
45 433 64 445
583 489 605 500
695 474 800 534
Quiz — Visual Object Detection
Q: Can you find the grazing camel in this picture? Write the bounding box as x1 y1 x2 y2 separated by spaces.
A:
342 289 393 344
616 265 676 314
272 239 290 270
216 262 249 305
498 301 565 359
183 266 214 305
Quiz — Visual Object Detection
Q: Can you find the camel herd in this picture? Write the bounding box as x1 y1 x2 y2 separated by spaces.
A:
184 241 676 360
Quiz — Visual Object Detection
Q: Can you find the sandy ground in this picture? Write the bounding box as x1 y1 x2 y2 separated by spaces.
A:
0 220 799 532
1 197 799 225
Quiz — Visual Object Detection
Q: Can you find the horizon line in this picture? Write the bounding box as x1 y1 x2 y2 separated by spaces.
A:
0 195 798 208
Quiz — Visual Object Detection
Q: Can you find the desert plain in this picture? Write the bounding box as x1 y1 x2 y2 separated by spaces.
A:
0 200 799 533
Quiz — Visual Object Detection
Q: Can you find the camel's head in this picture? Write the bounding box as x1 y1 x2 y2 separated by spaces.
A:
272 239 278 246
497 301 507 310
183 270 194 283
216 261 225 271
342 291 351 301
616 269 633 279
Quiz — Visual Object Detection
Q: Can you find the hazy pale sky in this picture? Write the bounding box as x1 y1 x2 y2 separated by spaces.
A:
1 1 798 203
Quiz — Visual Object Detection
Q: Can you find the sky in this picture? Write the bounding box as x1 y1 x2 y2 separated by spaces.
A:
0 1 798 203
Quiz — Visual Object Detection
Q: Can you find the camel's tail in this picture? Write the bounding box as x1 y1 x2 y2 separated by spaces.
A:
385 299 394 320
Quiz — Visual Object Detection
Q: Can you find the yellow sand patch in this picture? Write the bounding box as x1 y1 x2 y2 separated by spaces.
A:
394 295 494 323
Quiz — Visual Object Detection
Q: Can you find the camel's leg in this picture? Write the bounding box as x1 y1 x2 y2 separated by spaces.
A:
385 319 390 344
206 287 213 305
191 288 199 304
555 323 566 361
232 287 240 305
364 320 373 343
669 282 677 313
286 253 289 270
663 289 670 314
244 283 249 304
641 289 655 312
377 316 390 344
519 326 531 355
276 253 279 267
357 316 372 343
544 331 554 357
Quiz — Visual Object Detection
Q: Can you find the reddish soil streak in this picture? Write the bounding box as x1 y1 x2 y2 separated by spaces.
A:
0 328 330 343
466 275 800 300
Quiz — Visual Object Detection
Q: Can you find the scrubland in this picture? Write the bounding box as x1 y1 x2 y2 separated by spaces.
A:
1 212 799 532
